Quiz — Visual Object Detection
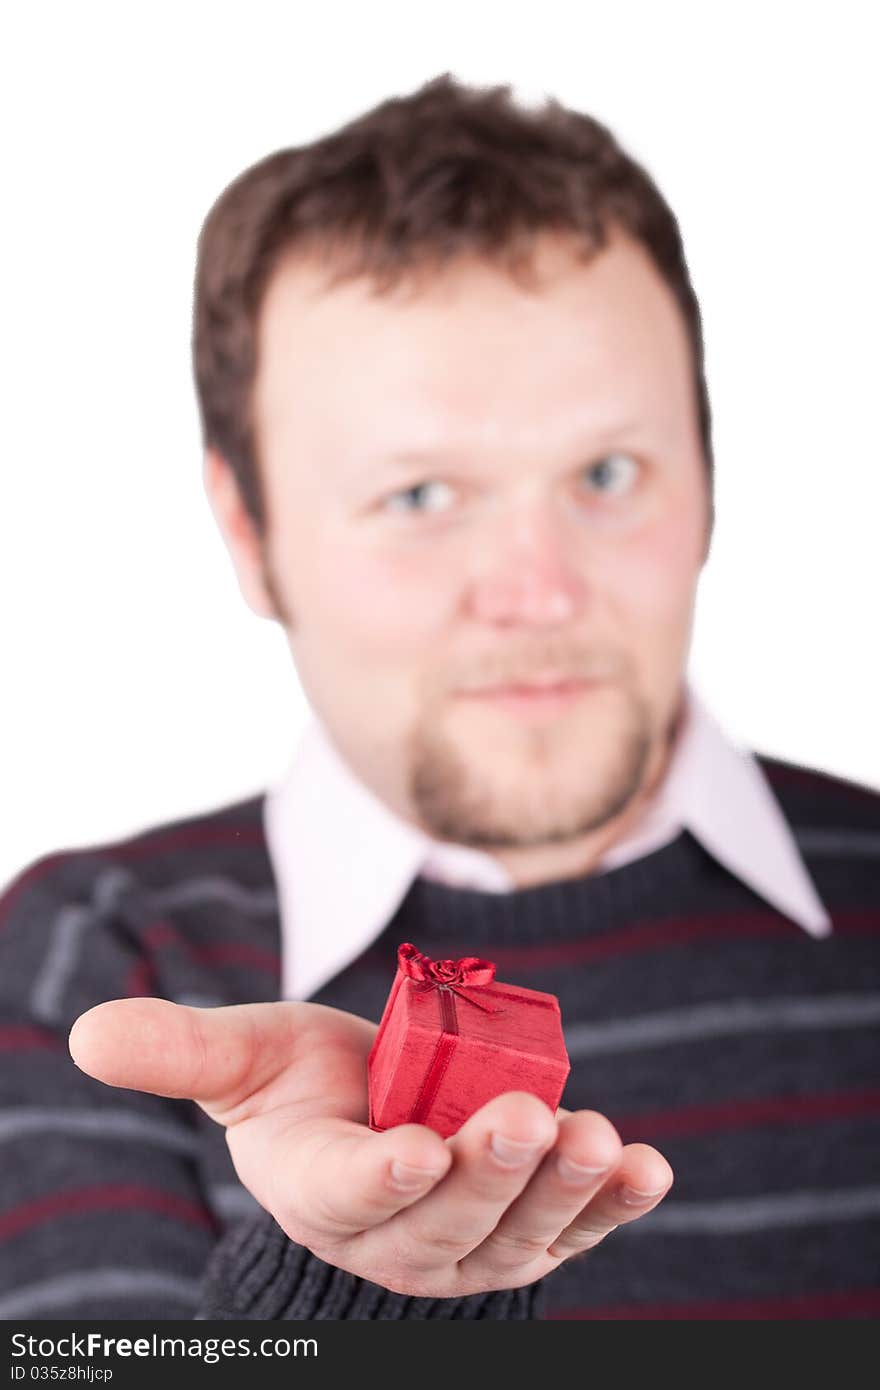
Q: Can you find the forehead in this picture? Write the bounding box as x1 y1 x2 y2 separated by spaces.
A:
252 228 695 457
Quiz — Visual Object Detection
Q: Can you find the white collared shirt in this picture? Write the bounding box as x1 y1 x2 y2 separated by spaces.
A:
264 678 832 1001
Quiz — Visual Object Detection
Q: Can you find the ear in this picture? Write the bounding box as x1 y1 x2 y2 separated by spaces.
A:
202 448 277 619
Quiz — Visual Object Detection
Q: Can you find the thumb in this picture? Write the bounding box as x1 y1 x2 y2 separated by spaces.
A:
68 996 300 1113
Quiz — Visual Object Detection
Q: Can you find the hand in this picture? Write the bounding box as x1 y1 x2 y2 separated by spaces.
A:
68 997 673 1298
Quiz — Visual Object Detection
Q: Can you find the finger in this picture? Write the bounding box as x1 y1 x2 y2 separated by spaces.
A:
456 1109 623 1279
245 1118 455 1246
546 1142 674 1259
352 1091 558 1275
68 997 298 1104
68 996 373 1125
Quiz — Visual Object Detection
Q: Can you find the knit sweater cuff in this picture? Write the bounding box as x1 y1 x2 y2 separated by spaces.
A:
196 1207 541 1320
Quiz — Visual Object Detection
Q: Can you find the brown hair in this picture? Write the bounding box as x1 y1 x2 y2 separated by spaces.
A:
192 72 714 540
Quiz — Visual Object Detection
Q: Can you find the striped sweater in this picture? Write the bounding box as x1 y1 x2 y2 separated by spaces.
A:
1 753 878 1320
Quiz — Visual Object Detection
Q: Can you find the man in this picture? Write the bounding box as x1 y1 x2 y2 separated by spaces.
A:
1 74 878 1321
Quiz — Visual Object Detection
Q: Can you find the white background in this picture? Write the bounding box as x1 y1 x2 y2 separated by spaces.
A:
2 0 878 889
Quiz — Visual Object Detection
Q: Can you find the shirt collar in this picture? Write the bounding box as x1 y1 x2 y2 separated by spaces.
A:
264 679 832 1000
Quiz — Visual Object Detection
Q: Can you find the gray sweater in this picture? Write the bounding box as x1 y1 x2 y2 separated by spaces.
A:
1 751 878 1319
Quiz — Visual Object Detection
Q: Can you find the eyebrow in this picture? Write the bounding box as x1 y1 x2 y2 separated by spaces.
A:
359 420 647 477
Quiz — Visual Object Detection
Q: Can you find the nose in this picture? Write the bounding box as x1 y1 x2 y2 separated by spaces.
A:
464 498 588 628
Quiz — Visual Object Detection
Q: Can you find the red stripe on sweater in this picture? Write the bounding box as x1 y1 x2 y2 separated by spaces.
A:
124 904 877 997
0 1184 220 1242
760 760 880 808
196 943 281 972
112 824 266 858
142 918 280 971
124 920 280 996
0 1027 63 1052
409 907 877 976
545 1287 880 1320
0 824 266 932
610 1088 880 1142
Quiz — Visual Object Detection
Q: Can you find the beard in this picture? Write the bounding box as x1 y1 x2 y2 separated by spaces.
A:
258 546 669 852
405 680 656 850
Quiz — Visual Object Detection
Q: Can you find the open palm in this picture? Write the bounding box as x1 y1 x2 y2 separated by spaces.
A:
70 995 673 1298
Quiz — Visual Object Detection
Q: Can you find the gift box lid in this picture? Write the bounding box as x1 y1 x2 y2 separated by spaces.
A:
398 971 565 1056
369 942 568 1064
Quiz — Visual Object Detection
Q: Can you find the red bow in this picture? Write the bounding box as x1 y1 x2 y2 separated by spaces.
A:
397 942 503 1014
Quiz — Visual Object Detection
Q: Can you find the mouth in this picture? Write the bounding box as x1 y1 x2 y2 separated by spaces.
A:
454 675 606 716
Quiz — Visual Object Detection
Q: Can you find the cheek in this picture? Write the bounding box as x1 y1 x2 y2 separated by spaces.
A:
601 509 703 657
290 534 453 656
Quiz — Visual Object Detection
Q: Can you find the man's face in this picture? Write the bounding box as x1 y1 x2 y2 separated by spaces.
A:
239 227 709 857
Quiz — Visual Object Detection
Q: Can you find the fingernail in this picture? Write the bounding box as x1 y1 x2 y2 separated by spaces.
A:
556 1154 610 1184
390 1160 443 1190
618 1183 667 1206
490 1133 543 1167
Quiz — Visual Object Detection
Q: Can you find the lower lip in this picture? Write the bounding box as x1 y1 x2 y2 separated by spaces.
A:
456 678 602 715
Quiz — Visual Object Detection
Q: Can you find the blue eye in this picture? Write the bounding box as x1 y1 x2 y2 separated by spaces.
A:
383 480 456 514
583 453 640 494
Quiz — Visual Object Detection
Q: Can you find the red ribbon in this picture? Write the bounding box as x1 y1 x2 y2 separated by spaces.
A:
396 942 504 1014
396 943 505 1126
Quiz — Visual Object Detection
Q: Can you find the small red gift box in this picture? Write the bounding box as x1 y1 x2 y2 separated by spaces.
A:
367 942 570 1139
